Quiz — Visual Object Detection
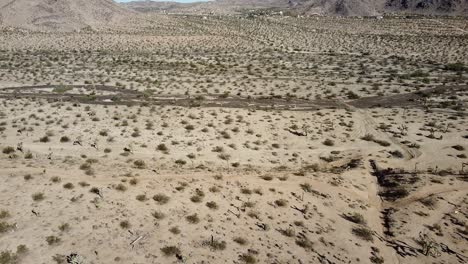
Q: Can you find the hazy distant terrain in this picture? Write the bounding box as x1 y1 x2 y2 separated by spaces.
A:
126 0 468 16
0 0 466 32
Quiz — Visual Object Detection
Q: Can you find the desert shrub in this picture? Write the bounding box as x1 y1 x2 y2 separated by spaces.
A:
233 237 248 245
346 91 360 99
278 228 295 237
452 145 465 151
212 146 224 152
78 181 90 187
361 134 375 141
209 186 220 192
374 139 390 147
206 201 218 210
136 194 147 201
240 188 252 195
131 130 140 138
86 158 98 164
344 212 367 225
0 222 14 233
157 144 168 152
60 136 70 143
161 246 181 256
409 70 429 78
115 184 127 192
24 152 33 159
50 176 61 183
202 238 226 251
0 250 17 264
63 183 74 189
243 201 255 208
32 192 44 201
186 213 200 224
0 210 9 219
119 220 130 229
274 199 288 207
2 146 15 154
379 188 409 200
190 195 202 203
39 136 50 143
445 62 466 72
300 183 312 192
89 187 101 196
169 226 180 234
58 223 70 232
352 227 374 242
322 139 334 146
389 150 404 158
239 253 257 264
153 194 170 204
152 211 165 220
218 153 231 161
419 196 437 208
15 245 27 255
370 255 385 264
133 159 146 169
175 159 187 166
129 178 138 185
260 175 273 181
294 221 304 227
295 237 314 250
46 236 61 245
79 163 91 170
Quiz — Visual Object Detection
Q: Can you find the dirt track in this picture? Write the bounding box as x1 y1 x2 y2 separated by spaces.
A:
0 84 466 112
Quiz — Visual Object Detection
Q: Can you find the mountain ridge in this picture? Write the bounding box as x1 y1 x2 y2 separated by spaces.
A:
0 0 134 31
124 0 468 16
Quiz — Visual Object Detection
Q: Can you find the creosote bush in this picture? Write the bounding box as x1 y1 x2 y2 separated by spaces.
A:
352 227 374 242
2 146 15 154
32 192 44 201
186 213 200 224
133 159 146 169
161 246 181 256
322 139 334 146
153 194 170 204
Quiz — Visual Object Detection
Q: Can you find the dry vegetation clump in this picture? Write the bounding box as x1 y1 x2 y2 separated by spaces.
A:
2 147 15 154
161 246 181 256
186 213 200 224
153 194 170 204
31 192 44 201
343 212 367 225
352 227 374 242
152 211 165 220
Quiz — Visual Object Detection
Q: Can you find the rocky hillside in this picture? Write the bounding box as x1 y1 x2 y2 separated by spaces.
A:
0 0 134 31
125 0 467 16
385 0 468 15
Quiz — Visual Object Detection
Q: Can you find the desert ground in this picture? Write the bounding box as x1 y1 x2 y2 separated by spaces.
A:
0 14 467 264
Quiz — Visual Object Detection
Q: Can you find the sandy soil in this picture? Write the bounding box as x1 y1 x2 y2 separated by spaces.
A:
0 15 467 264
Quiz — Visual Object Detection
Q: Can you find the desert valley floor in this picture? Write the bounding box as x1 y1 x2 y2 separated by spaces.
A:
0 15 467 264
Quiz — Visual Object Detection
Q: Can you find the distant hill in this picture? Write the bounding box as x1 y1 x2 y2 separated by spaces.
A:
290 0 383 16
124 0 289 14
125 0 467 16
385 0 468 15
0 0 134 31
0 0 465 32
